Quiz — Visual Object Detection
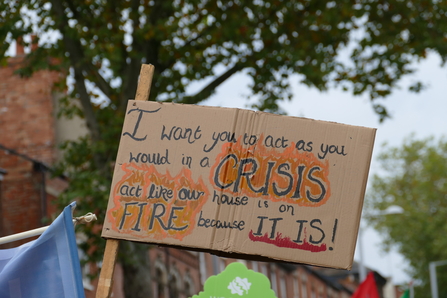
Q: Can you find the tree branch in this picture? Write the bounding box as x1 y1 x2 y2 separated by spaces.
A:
85 63 114 99
50 0 103 161
181 63 244 104
62 0 114 101
119 0 143 112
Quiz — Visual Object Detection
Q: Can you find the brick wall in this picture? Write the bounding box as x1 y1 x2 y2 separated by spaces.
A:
0 57 62 163
0 55 63 245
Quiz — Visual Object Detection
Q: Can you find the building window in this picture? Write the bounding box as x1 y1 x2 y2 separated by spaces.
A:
169 274 179 298
301 274 308 298
219 257 226 273
252 261 259 272
270 264 278 295
311 286 316 298
199 252 207 285
293 271 300 298
155 268 166 298
168 265 181 298
260 263 268 277
279 273 287 298
212 255 220 275
154 256 167 298
183 271 195 297
184 281 191 298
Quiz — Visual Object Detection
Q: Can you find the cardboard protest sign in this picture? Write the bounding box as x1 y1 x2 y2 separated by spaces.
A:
102 101 376 269
191 262 276 298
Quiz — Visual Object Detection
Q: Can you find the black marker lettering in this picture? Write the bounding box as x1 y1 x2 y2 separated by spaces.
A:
122 107 161 141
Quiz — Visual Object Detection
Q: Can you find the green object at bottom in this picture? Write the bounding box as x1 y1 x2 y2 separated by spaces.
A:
399 289 410 298
191 262 277 298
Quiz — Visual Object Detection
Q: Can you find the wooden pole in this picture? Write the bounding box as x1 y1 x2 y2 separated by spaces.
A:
95 64 155 298
135 64 155 102
95 239 119 298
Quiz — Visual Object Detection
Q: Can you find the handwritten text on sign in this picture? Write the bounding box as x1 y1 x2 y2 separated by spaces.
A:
103 101 375 268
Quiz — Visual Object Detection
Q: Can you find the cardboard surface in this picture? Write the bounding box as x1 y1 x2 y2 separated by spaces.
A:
102 101 376 269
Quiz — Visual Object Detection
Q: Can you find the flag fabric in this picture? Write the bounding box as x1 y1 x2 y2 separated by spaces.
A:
399 289 410 298
0 202 86 298
351 272 380 298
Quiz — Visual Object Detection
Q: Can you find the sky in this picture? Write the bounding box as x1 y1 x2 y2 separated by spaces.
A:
200 53 447 285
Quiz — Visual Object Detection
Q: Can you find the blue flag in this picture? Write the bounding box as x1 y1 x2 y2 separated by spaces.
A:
0 202 86 298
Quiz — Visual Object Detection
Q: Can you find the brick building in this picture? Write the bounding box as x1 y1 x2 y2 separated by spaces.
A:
0 45 390 298
0 47 69 246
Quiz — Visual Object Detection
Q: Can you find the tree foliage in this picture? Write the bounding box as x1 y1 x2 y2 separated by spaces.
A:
366 137 447 298
1 0 447 297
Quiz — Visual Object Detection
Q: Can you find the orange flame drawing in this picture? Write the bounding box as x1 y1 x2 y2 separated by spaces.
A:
107 163 209 241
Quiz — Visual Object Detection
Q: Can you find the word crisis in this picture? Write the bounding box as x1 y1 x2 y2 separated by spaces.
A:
210 138 331 207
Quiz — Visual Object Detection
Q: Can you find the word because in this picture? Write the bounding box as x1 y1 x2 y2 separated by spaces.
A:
197 211 245 230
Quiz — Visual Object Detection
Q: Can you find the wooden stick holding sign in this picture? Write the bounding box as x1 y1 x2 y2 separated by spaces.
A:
95 64 155 298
